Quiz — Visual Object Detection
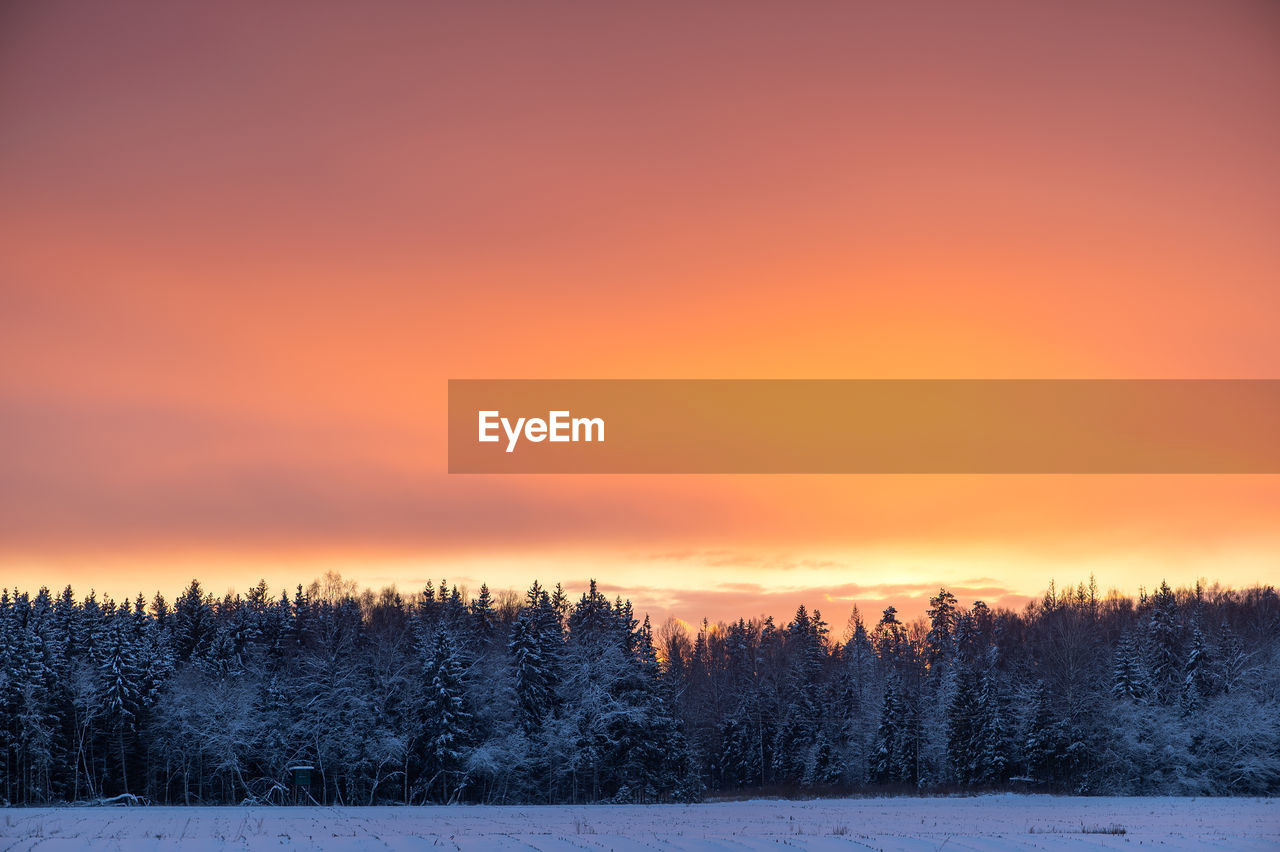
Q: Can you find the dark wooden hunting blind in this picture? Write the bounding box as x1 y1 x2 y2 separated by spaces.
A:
287 765 314 804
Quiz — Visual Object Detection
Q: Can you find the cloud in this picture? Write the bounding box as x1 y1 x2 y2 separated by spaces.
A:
641 549 846 572
576 578 1034 631
0 395 738 553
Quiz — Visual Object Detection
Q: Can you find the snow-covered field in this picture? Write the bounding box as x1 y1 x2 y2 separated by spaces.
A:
1 796 1276 850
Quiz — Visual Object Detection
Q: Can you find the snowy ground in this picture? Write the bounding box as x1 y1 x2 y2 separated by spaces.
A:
1 796 1276 851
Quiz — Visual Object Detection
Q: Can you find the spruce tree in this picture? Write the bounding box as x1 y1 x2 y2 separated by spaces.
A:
1147 581 1181 704
1112 631 1148 702
419 626 473 803
947 663 980 784
98 612 140 794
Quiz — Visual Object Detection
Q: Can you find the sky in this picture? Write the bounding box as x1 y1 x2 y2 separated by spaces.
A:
2 1 1278 628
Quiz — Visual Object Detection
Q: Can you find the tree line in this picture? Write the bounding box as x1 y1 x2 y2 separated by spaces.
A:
1 574 1277 805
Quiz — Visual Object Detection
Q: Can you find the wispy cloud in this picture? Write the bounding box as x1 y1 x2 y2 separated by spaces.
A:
576 577 1033 630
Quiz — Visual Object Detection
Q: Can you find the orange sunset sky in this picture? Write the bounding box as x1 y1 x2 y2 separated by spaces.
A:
2 1 1277 628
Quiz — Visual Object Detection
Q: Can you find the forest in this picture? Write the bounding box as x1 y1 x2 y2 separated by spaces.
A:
1 574 1277 806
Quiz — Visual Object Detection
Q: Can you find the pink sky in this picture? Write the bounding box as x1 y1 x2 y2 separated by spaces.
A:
2 1 1277 625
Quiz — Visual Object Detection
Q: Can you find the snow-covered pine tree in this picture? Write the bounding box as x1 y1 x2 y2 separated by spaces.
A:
1181 620 1214 713
946 662 980 784
1112 631 1148 702
418 626 474 803
508 584 559 735
171 580 213 665
872 669 920 785
98 609 140 795
469 584 496 645
771 605 825 786
1147 580 1182 704
804 730 843 787
972 665 1009 785
926 588 958 668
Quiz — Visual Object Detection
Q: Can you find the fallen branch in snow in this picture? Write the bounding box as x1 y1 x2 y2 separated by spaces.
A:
78 793 149 807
